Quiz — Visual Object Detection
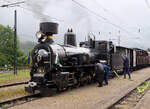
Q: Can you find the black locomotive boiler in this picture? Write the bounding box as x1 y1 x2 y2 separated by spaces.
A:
25 22 108 94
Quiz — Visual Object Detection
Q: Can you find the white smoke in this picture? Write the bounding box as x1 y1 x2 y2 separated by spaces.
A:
25 0 51 22
23 0 102 44
46 0 94 43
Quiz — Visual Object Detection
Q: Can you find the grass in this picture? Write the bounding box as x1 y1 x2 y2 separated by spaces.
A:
0 70 30 103
0 86 28 102
0 70 30 85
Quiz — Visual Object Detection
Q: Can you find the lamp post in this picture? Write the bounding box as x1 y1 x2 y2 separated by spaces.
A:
14 10 17 75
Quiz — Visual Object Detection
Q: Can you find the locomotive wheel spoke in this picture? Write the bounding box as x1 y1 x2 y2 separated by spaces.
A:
80 77 88 86
73 79 80 88
73 82 80 88
88 76 92 84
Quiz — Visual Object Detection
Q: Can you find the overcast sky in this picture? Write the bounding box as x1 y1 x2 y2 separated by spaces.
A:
0 0 150 49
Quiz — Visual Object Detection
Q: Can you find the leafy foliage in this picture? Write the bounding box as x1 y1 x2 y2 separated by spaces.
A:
0 24 25 66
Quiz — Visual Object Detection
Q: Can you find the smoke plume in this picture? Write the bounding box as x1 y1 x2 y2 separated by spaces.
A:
25 0 51 21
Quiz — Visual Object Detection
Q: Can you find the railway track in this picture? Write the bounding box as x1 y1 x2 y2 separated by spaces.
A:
0 69 149 109
0 93 41 109
0 81 29 88
108 77 150 109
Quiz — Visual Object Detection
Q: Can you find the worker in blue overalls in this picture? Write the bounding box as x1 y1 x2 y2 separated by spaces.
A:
103 62 111 85
122 55 131 79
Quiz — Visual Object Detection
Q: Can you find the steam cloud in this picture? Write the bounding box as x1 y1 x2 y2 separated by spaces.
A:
25 0 51 22
24 0 98 44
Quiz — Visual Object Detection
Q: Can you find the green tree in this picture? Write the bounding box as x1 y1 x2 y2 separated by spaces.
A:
0 24 24 67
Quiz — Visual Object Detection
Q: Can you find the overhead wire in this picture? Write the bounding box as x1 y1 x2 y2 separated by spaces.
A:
93 0 142 36
3 0 134 36
92 0 108 12
73 0 144 48
145 0 150 10
91 0 123 30
0 1 25 7
89 0 144 38
91 0 124 25
2 0 143 39
72 0 137 37
72 0 106 20
2 0 63 22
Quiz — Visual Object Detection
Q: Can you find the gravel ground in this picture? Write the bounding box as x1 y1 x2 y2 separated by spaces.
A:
10 67 150 109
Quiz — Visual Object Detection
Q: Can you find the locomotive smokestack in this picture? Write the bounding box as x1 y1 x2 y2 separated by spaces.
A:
40 22 58 43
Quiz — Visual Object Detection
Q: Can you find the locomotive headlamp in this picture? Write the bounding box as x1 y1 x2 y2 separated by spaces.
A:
36 31 42 39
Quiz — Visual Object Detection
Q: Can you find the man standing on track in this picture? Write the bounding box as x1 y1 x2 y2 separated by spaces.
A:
122 55 131 79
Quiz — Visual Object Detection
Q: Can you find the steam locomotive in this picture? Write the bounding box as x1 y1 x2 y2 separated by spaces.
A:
25 22 150 94
25 22 110 94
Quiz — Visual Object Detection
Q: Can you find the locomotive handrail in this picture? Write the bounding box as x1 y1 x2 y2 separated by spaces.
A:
61 64 96 69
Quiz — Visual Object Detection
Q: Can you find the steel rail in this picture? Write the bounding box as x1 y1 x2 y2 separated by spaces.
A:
0 81 28 88
0 93 40 108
